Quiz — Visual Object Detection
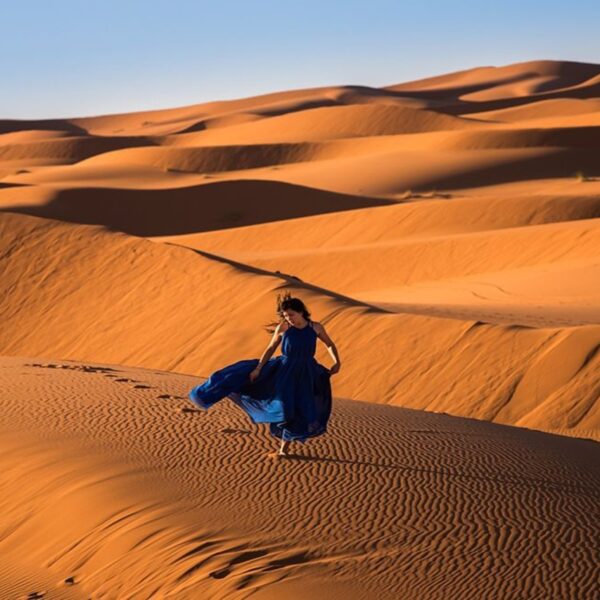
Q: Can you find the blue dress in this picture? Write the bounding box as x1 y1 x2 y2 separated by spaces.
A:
188 320 332 443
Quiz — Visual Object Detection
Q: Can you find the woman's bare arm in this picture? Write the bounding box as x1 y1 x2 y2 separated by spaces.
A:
255 321 286 371
313 322 341 368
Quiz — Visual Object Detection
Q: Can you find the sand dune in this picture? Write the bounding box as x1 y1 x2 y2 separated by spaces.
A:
2 143 596 207
0 134 155 164
386 60 600 94
1 211 598 441
1 61 598 206
68 142 327 174
0 129 74 144
159 212 600 293
0 355 598 599
2 58 600 597
155 185 600 248
70 86 349 137
436 125 600 149
1 58 598 434
0 180 392 235
162 104 482 146
467 98 600 122
0 118 86 136
385 60 600 114
204 146 597 195
2 127 597 208
160 216 600 328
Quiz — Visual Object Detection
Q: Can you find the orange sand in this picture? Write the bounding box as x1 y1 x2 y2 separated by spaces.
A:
1 58 599 598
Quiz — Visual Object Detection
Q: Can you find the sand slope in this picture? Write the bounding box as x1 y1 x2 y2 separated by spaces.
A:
1 211 598 441
0 179 392 235
1 355 598 599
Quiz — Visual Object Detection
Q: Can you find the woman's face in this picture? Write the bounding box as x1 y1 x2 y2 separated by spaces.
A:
282 309 303 325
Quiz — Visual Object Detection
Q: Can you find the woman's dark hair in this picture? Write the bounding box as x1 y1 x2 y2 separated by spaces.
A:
264 290 311 334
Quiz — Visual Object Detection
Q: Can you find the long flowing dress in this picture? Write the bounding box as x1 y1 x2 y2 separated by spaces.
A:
188 320 332 443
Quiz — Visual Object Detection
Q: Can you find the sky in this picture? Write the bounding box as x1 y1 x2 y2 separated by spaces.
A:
2 0 599 119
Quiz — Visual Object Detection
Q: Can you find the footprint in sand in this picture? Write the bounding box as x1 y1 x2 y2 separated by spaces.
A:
26 362 119 375
180 407 202 414
221 427 251 435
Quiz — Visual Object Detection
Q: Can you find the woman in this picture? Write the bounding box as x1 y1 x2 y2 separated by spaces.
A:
188 291 341 458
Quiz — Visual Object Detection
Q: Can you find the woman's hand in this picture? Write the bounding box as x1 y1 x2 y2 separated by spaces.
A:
249 367 262 382
328 363 340 376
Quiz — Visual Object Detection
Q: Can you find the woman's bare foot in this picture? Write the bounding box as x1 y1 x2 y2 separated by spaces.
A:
268 439 290 458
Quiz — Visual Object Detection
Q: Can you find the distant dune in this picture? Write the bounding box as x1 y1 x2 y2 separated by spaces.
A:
0 180 392 235
1 59 599 598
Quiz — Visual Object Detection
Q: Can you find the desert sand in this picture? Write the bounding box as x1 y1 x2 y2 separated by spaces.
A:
0 356 598 599
1 59 599 598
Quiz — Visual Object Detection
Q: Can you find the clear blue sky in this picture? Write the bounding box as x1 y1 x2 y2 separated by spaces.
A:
2 0 598 119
